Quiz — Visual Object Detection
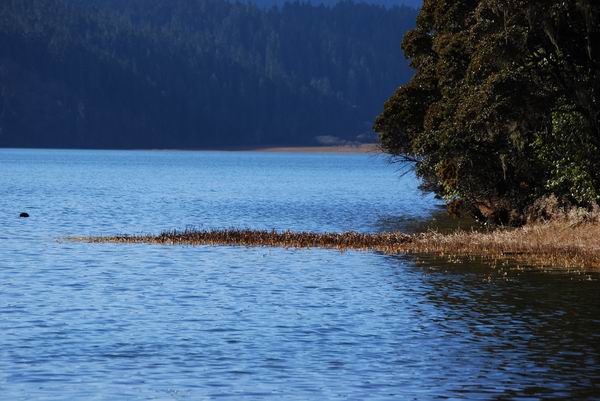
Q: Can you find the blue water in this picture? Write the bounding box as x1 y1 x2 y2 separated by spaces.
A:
1 149 599 400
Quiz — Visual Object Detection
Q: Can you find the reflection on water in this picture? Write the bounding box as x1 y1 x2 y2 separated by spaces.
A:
392 254 600 400
377 205 485 234
0 149 599 400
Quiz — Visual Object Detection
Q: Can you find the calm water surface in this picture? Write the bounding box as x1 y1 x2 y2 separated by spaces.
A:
1 149 599 400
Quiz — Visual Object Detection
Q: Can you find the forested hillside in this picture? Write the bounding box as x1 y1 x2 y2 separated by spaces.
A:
0 0 416 149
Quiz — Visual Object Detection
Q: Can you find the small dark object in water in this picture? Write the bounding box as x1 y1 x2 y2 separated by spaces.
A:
19 212 29 218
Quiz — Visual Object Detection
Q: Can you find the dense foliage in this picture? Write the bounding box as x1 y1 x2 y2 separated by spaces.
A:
375 0 600 223
0 0 416 148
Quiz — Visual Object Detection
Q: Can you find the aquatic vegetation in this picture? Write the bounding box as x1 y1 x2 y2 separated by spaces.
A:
76 229 412 253
73 222 600 270
407 222 600 271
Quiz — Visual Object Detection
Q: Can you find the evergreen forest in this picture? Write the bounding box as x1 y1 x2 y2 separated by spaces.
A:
0 0 417 148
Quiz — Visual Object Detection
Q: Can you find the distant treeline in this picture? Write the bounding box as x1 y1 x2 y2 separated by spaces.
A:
0 0 416 149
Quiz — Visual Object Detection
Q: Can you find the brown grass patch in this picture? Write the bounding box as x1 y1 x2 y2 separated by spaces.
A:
75 229 412 252
409 221 600 270
71 221 600 270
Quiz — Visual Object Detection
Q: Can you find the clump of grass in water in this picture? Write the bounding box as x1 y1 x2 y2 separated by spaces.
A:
76 228 412 252
72 222 600 270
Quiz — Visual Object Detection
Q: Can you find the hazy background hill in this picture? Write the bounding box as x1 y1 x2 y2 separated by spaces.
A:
241 0 421 8
0 0 418 149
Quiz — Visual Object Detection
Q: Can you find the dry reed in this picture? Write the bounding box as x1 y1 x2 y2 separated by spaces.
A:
75 229 412 252
71 221 600 270
408 221 600 270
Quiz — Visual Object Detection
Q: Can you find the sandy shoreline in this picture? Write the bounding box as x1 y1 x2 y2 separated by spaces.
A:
254 144 380 154
161 144 380 153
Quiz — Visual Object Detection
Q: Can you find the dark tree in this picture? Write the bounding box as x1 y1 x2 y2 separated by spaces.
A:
375 0 600 224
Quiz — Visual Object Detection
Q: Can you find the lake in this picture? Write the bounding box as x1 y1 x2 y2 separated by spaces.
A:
1 148 599 400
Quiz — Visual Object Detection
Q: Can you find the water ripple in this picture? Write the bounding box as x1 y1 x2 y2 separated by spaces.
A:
0 149 599 400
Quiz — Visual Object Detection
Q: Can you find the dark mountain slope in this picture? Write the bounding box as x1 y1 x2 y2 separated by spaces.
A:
0 0 416 148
